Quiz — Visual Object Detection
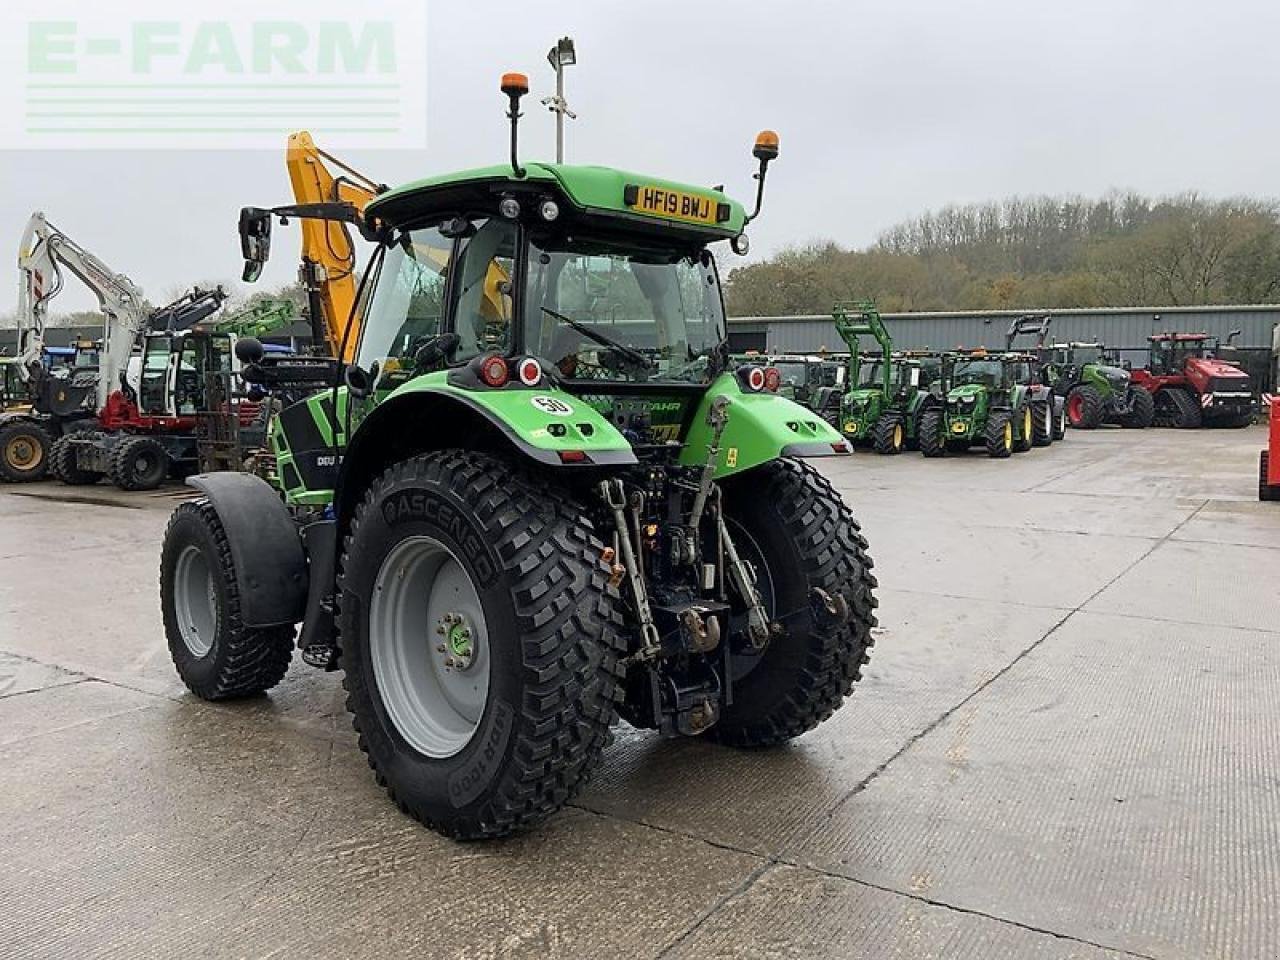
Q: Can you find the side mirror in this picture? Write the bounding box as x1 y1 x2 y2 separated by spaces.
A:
238 207 273 283
234 336 265 366
344 362 373 399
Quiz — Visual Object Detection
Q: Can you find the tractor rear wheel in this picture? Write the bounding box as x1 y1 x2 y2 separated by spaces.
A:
712 458 877 747
110 435 169 491
1012 405 1034 453
985 411 1014 458
1030 401 1052 447
0 420 52 482
50 434 103 485
871 415 905 455
338 450 624 840
1120 387 1155 429
161 500 295 699
1156 387 1202 429
918 407 946 458
1066 386 1104 429
1261 452 1280 501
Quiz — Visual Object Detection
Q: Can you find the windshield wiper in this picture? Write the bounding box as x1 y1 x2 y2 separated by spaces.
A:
540 307 652 370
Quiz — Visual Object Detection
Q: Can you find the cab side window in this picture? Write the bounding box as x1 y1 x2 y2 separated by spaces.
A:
452 218 517 361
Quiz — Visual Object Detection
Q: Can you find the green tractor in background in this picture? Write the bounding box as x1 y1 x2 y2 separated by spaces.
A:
768 353 845 422
918 350 1038 458
158 74 876 841
833 301 936 454
1007 314 1152 430
1048 342 1154 429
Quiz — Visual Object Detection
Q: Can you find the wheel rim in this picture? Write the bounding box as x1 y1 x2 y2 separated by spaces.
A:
4 435 40 471
893 424 904 449
173 544 218 657
1003 423 1012 449
1023 410 1031 439
1067 394 1084 424
370 536 490 759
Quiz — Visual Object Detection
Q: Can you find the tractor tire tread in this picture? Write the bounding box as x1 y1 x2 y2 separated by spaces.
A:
161 500 294 699
710 458 877 747
338 450 626 840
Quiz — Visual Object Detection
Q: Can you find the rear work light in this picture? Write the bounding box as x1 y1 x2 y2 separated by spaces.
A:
737 364 766 392
763 366 781 392
479 354 509 388
517 357 543 386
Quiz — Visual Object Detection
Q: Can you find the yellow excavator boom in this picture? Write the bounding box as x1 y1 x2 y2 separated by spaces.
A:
285 131 512 361
285 131 382 362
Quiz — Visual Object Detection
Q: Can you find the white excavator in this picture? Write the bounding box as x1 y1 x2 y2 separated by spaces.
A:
3 212 224 483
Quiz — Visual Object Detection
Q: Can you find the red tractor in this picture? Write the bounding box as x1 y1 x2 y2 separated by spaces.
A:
1129 332 1253 429
1261 396 1280 501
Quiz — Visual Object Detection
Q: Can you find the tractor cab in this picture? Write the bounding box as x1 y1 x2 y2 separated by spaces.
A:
1148 333 1213 375
1 357 31 412
135 329 238 420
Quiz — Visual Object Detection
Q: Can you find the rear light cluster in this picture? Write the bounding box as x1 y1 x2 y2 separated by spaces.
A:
736 363 781 393
478 354 509 388
472 353 544 389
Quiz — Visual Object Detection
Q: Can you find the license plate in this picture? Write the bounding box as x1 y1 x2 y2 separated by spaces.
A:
625 184 718 225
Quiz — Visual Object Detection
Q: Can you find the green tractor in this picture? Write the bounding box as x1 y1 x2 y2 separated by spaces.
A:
1006 315 1151 430
833 301 935 454
1049 342 1154 429
918 351 1039 458
158 75 876 841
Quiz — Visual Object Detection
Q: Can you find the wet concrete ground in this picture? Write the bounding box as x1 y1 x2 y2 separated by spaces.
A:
1 425 1276 959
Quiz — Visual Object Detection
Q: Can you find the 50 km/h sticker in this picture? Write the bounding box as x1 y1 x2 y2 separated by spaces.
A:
530 395 574 416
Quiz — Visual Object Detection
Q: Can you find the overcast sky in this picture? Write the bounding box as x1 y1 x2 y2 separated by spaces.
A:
3 0 1278 316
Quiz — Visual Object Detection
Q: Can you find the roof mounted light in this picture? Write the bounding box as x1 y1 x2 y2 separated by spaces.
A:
538 199 560 222
500 72 529 178
499 196 521 219
744 129 780 225
731 233 750 256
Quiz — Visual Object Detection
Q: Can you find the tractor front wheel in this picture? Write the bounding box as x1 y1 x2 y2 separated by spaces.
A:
985 411 1014 458
1012 405 1034 453
1120 387 1155 429
918 408 947 458
871 415 905 455
1066 386 1104 429
338 450 624 840
713 458 877 747
50 434 103 485
0 420 52 482
1030 401 1053 447
111 435 170 491
1052 400 1067 440
160 500 295 699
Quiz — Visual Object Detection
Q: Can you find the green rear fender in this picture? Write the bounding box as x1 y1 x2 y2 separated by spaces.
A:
679 373 850 479
373 374 637 467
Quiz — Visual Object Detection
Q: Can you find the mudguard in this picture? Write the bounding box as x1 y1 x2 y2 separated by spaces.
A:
679 373 850 479
186 472 307 627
